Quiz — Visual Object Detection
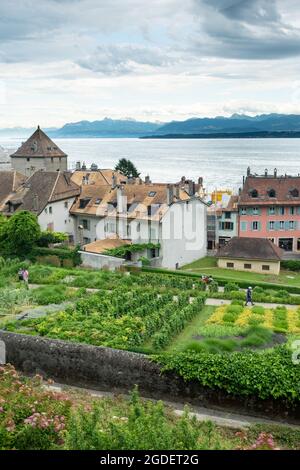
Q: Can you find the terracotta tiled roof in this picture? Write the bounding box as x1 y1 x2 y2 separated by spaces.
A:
0 171 27 207
223 195 239 212
239 175 300 205
83 237 131 254
217 237 283 261
11 127 67 158
70 182 191 220
2 170 80 215
71 169 127 186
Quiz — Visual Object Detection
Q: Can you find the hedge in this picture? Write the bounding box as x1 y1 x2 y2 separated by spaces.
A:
155 346 300 402
30 246 81 266
281 260 300 272
140 266 300 295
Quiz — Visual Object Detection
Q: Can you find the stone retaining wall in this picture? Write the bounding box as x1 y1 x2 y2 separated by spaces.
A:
0 330 299 423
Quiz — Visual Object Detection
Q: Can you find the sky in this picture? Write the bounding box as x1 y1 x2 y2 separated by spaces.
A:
1 0 300 127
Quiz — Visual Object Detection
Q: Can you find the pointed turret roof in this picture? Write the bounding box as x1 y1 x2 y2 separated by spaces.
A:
11 126 67 158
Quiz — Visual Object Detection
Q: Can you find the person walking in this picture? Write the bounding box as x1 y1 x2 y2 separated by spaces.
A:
22 268 29 290
245 286 254 306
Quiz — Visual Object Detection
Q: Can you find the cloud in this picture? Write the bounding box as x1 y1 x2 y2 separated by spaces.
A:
191 0 300 60
78 44 178 75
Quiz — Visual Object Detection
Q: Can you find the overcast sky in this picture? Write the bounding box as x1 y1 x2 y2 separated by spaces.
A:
1 0 300 127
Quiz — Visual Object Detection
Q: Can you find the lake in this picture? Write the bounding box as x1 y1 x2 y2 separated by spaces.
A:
1 137 300 191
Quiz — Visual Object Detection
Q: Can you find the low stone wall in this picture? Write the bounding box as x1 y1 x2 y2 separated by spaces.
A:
0 330 299 423
79 251 125 271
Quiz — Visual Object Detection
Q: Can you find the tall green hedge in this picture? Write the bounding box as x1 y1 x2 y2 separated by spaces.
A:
155 346 300 402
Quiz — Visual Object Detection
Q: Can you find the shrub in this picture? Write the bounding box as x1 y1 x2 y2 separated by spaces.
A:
252 306 265 315
224 282 239 293
156 346 300 402
208 281 218 293
30 285 69 305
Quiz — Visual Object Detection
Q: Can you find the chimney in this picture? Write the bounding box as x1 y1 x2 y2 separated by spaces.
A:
198 177 203 186
274 168 277 177
145 175 151 184
265 168 268 177
33 194 39 212
81 162 87 171
112 173 117 189
166 185 174 205
181 176 186 184
238 187 242 195
243 175 245 185
247 166 251 176
187 180 195 196
91 163 98 171
174 184 180 199
75 161 81 171
117 185 126 213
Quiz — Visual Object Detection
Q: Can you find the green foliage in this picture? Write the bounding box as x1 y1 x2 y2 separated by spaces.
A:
156 345 300 402
0 365 71 450
0 211 41 257
208 280 218 293
281 259 300 272
104 243 160 259
37 231 68 247
224 282 239 293
273 306 288 333
30 285 77 305
115 158 140 178
30 246 81 266
138 256 151 266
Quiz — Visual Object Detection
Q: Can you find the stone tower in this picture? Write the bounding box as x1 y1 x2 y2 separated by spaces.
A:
10 126 68 177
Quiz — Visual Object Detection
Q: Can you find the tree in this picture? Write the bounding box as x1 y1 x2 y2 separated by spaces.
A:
2 211 41 257
115 158 140 178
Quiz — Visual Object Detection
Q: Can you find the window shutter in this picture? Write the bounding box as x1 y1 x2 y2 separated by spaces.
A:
258 222 261 231
297 207 300 215
241 222 247 232
285 221 289 230
247 208 253 215
275 221 280 230
257 208 261 215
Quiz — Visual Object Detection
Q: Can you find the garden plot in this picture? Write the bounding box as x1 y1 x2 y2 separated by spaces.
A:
5 287 206 351
207 304 300 334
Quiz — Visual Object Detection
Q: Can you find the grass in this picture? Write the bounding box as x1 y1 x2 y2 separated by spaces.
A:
165 306 215 352
181 260 300 287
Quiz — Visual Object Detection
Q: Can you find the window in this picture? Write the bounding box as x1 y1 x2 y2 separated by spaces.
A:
269 221 274 230
148 191 156 197
280 221 284 230
49 206 52 214
289 221 295 230
268 207 275 215
81 219 90 230
95 198 101 205
226 262 234 268
105 222 116 233
262 265 270 271
51 157 54 163
252 221 259 231
290 188 299 197
241 208 246 215
268 189 276 198
44 208 48 214
297 238 300 251
290 207 295 215
244 263 252 269
127 224 131 237
27 157 30 162
225 212 231 219
220 221 234 230
252 207 258 215
64 201 68 208
279 207 285 215
136 222 140 233
250 189 258 198
83 237 91 245
79 198 91 209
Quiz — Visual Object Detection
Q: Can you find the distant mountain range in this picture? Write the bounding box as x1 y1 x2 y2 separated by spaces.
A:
3 114 300 138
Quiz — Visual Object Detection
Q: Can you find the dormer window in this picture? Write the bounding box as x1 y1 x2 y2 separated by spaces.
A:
268 189 276 198
290 188 299 197
250 189 258 198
